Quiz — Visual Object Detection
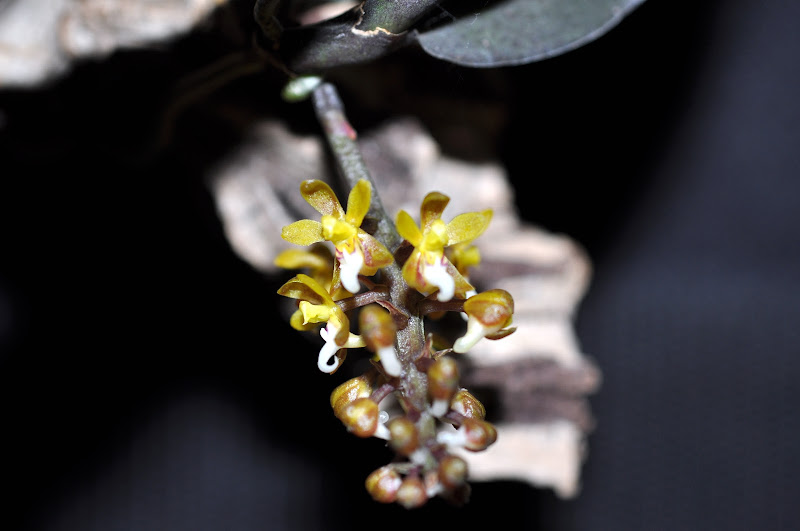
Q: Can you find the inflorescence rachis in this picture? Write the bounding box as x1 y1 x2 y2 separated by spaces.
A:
274 82 516 509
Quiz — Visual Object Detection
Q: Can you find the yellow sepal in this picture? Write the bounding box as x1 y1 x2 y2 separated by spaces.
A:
446 209 493 246
345 179 371 227
281 219 324 246
395 210 422 247
300 180 345 217
420 192 450 230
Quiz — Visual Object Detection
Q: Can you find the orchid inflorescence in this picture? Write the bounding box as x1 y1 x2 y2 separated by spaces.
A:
276 178 515 508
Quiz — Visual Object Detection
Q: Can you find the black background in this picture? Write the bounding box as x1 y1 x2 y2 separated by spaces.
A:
1 0 799 529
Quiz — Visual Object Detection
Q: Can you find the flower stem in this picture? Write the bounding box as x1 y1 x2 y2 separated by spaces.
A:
311 82 428 412
311 82 402 252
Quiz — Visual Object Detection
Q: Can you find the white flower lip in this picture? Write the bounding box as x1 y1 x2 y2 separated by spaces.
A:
422 259 455 302
339 246 364 293
453 316 486 353
318 325 343 373
378 345 401 376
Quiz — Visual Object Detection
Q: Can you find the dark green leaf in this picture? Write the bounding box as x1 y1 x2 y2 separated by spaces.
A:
417 0 647 67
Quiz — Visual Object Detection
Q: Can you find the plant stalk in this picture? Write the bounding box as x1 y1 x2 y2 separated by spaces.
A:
311 82 429 412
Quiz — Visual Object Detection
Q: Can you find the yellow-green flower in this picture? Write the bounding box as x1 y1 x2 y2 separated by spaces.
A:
277 273 365 373
395 192 492 302
281 179 393 294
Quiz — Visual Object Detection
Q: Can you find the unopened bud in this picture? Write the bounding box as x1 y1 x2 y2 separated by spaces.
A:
437 418 497 452
365 466 402 503
449 388 486 420
359 304 396 349
330 374 372 420
438 455 468 489
453 289 514 353
359 305 401 376
340 397 379 438
396 476 428 509
428 356 459 416
460 418 497 451
387 416 419 456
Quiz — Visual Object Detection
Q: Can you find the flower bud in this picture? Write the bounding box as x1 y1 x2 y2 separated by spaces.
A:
438 455 468 489
387 416 419 456
365 466 402 503
449 388 486 420
330 374 372 420
340 397 379 438
453 289 514 353
428 356 459 416
428 356 459 399
396 476 428 509
359 304 396 350
437 417 497 452
460 418 497 451
359 305 402 376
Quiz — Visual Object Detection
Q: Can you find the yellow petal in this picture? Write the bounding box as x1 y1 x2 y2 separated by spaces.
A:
447 243 481 273
277 274 333 305
446 260 476 299
401 249 427 292
344 333 366 349
357 231 394 269
281 219 324 245
395 210 423 247
420 192 450 230
345 179 371 227
273 248 330 271
300 180 345 217
329 260 351 301
299 301 332 324
446 209 492 246
290 308 318 331
331 310 351 346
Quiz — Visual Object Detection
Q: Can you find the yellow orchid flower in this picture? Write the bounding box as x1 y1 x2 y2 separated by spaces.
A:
277 273 365 373
281 179 393 294
396 192 492 302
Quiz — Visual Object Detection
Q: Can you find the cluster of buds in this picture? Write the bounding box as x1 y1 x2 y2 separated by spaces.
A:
276 178 515 507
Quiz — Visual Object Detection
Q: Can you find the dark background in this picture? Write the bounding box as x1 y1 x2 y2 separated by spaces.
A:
1 0 799 529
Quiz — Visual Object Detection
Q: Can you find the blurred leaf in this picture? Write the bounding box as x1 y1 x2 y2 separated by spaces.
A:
417 0 647 67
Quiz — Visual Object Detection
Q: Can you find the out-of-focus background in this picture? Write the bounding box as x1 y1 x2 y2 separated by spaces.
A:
1 0 798 529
